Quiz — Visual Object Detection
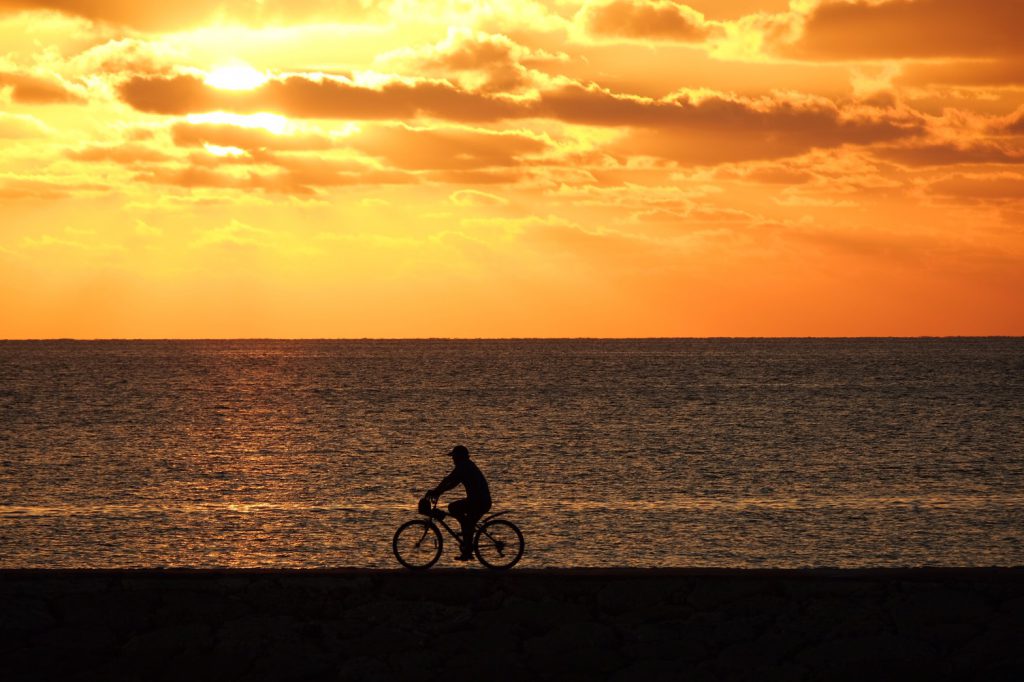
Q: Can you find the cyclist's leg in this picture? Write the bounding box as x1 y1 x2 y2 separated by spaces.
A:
448 499 472 554
465 500 490 551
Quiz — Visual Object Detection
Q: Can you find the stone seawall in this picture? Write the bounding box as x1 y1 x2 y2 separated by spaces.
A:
3 568 1022 681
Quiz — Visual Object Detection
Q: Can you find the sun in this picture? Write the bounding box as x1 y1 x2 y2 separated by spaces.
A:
205 64 268 91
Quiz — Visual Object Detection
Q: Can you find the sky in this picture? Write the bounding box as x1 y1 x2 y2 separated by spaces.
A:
0 0 1022 338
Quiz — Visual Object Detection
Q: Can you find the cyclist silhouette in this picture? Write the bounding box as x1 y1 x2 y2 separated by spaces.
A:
427 445 492 561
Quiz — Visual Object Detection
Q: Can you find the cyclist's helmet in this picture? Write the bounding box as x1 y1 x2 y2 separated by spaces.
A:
449 445 469 462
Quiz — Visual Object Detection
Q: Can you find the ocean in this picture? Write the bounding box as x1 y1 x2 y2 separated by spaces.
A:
1 338 1021 568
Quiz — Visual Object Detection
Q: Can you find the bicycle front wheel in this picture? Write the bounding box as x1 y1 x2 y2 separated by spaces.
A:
473 519 524 570
393 520 443 570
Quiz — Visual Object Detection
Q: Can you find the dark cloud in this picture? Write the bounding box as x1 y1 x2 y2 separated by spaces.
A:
531 84 920 145
260 76 521 121
788 0 1024 60
0 72 83 104
119 75 216 114
351 125 549 170
119 74 923 164
539 85 922 156
1002 108 1024 135
898 59 1024 87
593 89 921 164
578 0 711 42
873 142 1024 167
928 173 1024 201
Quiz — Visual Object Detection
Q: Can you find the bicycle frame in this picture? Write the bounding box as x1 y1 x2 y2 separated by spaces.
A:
423 498 508 546
429 513 464 544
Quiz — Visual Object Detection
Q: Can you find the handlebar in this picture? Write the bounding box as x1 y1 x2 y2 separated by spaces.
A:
418 492 444 519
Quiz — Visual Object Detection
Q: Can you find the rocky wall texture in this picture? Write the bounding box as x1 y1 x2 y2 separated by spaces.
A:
2 569 1022 681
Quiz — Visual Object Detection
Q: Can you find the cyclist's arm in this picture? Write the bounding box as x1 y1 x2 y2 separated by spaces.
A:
429 469 461 498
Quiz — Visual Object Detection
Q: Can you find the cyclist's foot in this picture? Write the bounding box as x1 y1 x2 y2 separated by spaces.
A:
455 552 473 561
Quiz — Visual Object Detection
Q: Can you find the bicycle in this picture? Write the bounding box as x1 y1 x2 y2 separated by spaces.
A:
392 496 525 570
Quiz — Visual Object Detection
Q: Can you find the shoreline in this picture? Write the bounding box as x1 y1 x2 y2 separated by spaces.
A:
4 565 1023 574
4 567 1022 680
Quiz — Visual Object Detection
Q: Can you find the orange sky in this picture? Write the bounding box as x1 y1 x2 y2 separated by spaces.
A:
1 0 1022 338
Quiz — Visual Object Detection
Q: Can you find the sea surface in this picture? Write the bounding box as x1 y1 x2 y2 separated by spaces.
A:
1 338 1022 569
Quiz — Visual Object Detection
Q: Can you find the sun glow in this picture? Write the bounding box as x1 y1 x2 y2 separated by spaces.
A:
205 64 268 90
203 143 246 157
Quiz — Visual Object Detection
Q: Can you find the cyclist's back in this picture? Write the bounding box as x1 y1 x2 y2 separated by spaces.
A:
449 457 491 507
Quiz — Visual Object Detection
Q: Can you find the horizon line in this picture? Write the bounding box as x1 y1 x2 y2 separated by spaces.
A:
2 335 1022 342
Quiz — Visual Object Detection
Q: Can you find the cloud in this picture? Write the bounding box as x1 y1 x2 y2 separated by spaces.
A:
92 118 558 193
449 189 508 206
378 29 562 93
567 1 802 61
64 38 181 78
0 111 48 138
0 71 83 104
897 59 1024 87
1001 107 1024 135
594 89 922 164
0 175 107 199
549 182 714 210
739 166 814 184
0 0 219 30
191 219 272 249
927 172 1024 202
427 168 529 184
386 0 568 34
709 162 819 189
576 0 712 42
67 143 173 164
631 205 756 224
171 122 334 152
118 73 922 164
20 233 124 253
134 157 416 196
351 124 550 170
119 74 522 122
242 154 416 189
0 0 376 31
788 0 1024 60
873 142 1024 167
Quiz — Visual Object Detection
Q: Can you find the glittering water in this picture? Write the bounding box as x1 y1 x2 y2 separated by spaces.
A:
1 339 1022 568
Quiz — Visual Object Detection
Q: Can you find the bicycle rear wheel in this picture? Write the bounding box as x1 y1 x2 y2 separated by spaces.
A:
393 520 443 570
473 519 524 570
